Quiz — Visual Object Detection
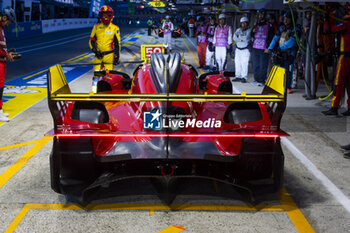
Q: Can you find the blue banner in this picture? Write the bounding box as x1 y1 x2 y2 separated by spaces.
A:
6 21 42 40
89 0 104 18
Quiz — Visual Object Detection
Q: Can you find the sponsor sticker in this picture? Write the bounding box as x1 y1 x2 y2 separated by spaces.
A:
143 111 222 130
140 44 164 61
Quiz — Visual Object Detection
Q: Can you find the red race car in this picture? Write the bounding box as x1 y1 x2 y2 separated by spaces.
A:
47 51 288 203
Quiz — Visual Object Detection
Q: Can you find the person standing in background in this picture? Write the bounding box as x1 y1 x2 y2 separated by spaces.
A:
196 17 207 69
162 15 174 52
322 3 350 116
89 5 120 72
213 14 232 72
147 18 153 36
205 15 217 71
89 6 120 93
267 10 301 93
189 17 195 37
252 8 274 86
0 8 16 122
233 17 252 83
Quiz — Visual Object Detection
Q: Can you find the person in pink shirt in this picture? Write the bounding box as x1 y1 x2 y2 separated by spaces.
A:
213 14 232 71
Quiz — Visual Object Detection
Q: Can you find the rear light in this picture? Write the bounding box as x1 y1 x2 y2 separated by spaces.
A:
55 132 287 138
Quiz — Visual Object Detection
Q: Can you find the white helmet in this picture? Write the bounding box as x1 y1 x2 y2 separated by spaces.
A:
166 15 170 19
2 7 16 22
218 14 226 19
240 16 249 23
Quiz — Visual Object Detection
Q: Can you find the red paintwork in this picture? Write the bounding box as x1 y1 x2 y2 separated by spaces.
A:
55 60 281 158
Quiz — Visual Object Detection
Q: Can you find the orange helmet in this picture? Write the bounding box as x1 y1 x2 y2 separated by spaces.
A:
99 5 114 24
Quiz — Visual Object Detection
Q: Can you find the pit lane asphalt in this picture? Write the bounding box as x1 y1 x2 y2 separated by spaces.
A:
6 26 140 81
0 28 349 232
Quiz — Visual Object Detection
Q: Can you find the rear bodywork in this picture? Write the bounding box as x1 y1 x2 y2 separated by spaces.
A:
47 52 287 203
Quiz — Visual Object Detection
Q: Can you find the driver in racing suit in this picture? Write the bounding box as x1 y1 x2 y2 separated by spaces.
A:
0 8 16 122
89 5 121 73
322 3 350 116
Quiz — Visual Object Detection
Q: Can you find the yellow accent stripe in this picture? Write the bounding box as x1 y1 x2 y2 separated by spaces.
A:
7 190 315 233
117 52 140 72
50 97 284 102
0 136 52 190
13 203 286 211
52 93 281 98
5 202 286 232
64 52 89 63
213 181 220 193
0 139 42 151
334 55 344 86
0 87 47 126
181 37 204 74
158 225 185 233
22 69 48 80
6 191 314 232
22 52 92 79
331 56 343 108
117 36 153 72
331 95 337 108
278 188 315 233
341 37 344 53
65 54 93 64
123 42 133 47
5 205 30 233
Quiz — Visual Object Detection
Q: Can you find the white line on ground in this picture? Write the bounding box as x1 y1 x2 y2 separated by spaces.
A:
281 137 350 213
16 32 90 50
0 32 137 127
184 34 197 49
0 69 89 129
232 85 350 213
19 33 131 53
19 35 90 53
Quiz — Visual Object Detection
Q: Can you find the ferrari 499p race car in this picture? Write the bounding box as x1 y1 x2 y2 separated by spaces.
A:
47 50 288 203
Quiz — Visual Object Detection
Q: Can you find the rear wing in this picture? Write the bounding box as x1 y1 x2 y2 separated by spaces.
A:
47 65 286 102
47 64 287 134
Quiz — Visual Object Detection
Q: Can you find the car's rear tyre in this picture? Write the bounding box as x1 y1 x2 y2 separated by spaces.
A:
50 137 97 194
238 138 284 190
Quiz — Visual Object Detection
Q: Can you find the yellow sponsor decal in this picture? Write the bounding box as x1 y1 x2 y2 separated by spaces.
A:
158 225 185 233
149 1 165 7
141 44 165 61
0 87 47 126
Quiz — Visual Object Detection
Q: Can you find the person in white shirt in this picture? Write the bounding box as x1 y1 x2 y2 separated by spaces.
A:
205 15 217 71
233 16 252 83
213 14 232 71
162 15 174 51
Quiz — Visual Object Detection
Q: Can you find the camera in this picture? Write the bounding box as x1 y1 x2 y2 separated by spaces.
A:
8 48 22 61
